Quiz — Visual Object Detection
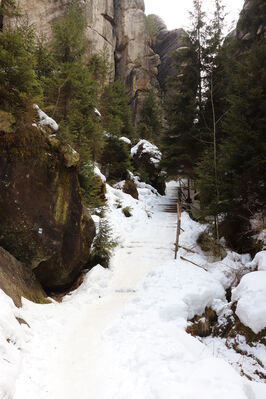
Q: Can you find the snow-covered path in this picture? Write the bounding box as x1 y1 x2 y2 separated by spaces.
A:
8 182 266 399
54 190 177 398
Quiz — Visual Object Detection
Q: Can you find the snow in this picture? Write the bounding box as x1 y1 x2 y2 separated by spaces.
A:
33 104 59 131
0 180 265 398
94 107 101 117
232 271 266 334
119 136 132 145
130 139 162 164
0 290 22 399
94 164 106 182
250 250 266 271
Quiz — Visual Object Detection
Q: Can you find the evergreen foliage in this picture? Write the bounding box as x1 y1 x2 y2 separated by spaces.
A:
137 90 163 145
161 47 198 177
161 0 265 251
101 80 135 140
100 134 131 181
219 40 266 214
0 23 41 115
87 217 117 268
78 163 105 209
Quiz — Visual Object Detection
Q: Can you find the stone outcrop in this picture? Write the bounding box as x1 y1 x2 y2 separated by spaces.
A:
5 0 160 122
237 0 266 41
6 0 116 76
114 0 160 121
0 247 47 307
148 15 190 94
131 140 165 194
0 121 95 291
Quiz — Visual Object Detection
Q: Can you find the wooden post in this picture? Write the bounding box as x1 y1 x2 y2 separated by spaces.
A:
174 201 182 260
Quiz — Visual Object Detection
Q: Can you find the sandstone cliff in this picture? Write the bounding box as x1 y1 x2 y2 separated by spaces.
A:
5 0 160 121
7 0 116 77
237 0 266 41
114 0 160 122
148 15 190 95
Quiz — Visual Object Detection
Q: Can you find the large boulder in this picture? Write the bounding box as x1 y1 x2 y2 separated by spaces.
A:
0 247 47 307
131 139 165 194
0 123 95 291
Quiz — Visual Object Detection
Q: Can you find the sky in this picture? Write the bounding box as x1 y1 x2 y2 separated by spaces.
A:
144 0 244 32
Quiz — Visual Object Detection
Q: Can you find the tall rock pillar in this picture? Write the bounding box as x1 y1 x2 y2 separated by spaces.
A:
114 0 160 123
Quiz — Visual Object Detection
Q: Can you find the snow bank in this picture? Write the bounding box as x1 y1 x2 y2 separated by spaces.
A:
250 250 266 271
232 271 266 333
130 139 162 164
0 290 22 399
33 104 59 131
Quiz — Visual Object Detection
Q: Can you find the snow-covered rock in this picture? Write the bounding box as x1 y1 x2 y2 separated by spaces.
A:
130 139 162 164
33 104 59 131
232 271 266 334
250 250 266 271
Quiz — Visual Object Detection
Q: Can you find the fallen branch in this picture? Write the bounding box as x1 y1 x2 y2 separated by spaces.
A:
180 256 207 271
178 245 196 254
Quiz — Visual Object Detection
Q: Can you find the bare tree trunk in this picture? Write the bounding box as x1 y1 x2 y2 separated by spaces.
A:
210 74 220 243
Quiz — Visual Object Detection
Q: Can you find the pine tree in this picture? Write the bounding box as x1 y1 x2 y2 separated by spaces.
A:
188 0 207 119
161 46 198 177
0 23 41 116
196 0 227 241
100 80 135 140
100 134 131 181
40 0 105 163
87 217 117 268
219 40 266 214
137 90 163 145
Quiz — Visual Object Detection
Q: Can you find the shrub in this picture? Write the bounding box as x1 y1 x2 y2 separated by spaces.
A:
87 217 117 268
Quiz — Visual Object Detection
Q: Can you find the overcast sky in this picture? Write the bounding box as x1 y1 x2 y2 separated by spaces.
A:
144 0 244 32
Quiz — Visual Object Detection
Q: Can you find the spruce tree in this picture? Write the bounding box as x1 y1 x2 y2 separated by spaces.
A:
219 40 266 214
87 217 117 268
161 46 198 177
40 0 105 163
196 0 227 240
0 23 41 116
100 80 135 140
137 90 163 145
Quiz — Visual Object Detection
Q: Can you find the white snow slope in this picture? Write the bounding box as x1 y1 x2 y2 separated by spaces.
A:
1 181 265 399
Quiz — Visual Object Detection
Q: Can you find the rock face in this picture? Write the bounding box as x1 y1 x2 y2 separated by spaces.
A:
148 15 190 94
6 0 116 76
237 0 266 41
114 0 160 121
0 122 95 291
0 247 47 307
5 0 160 121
